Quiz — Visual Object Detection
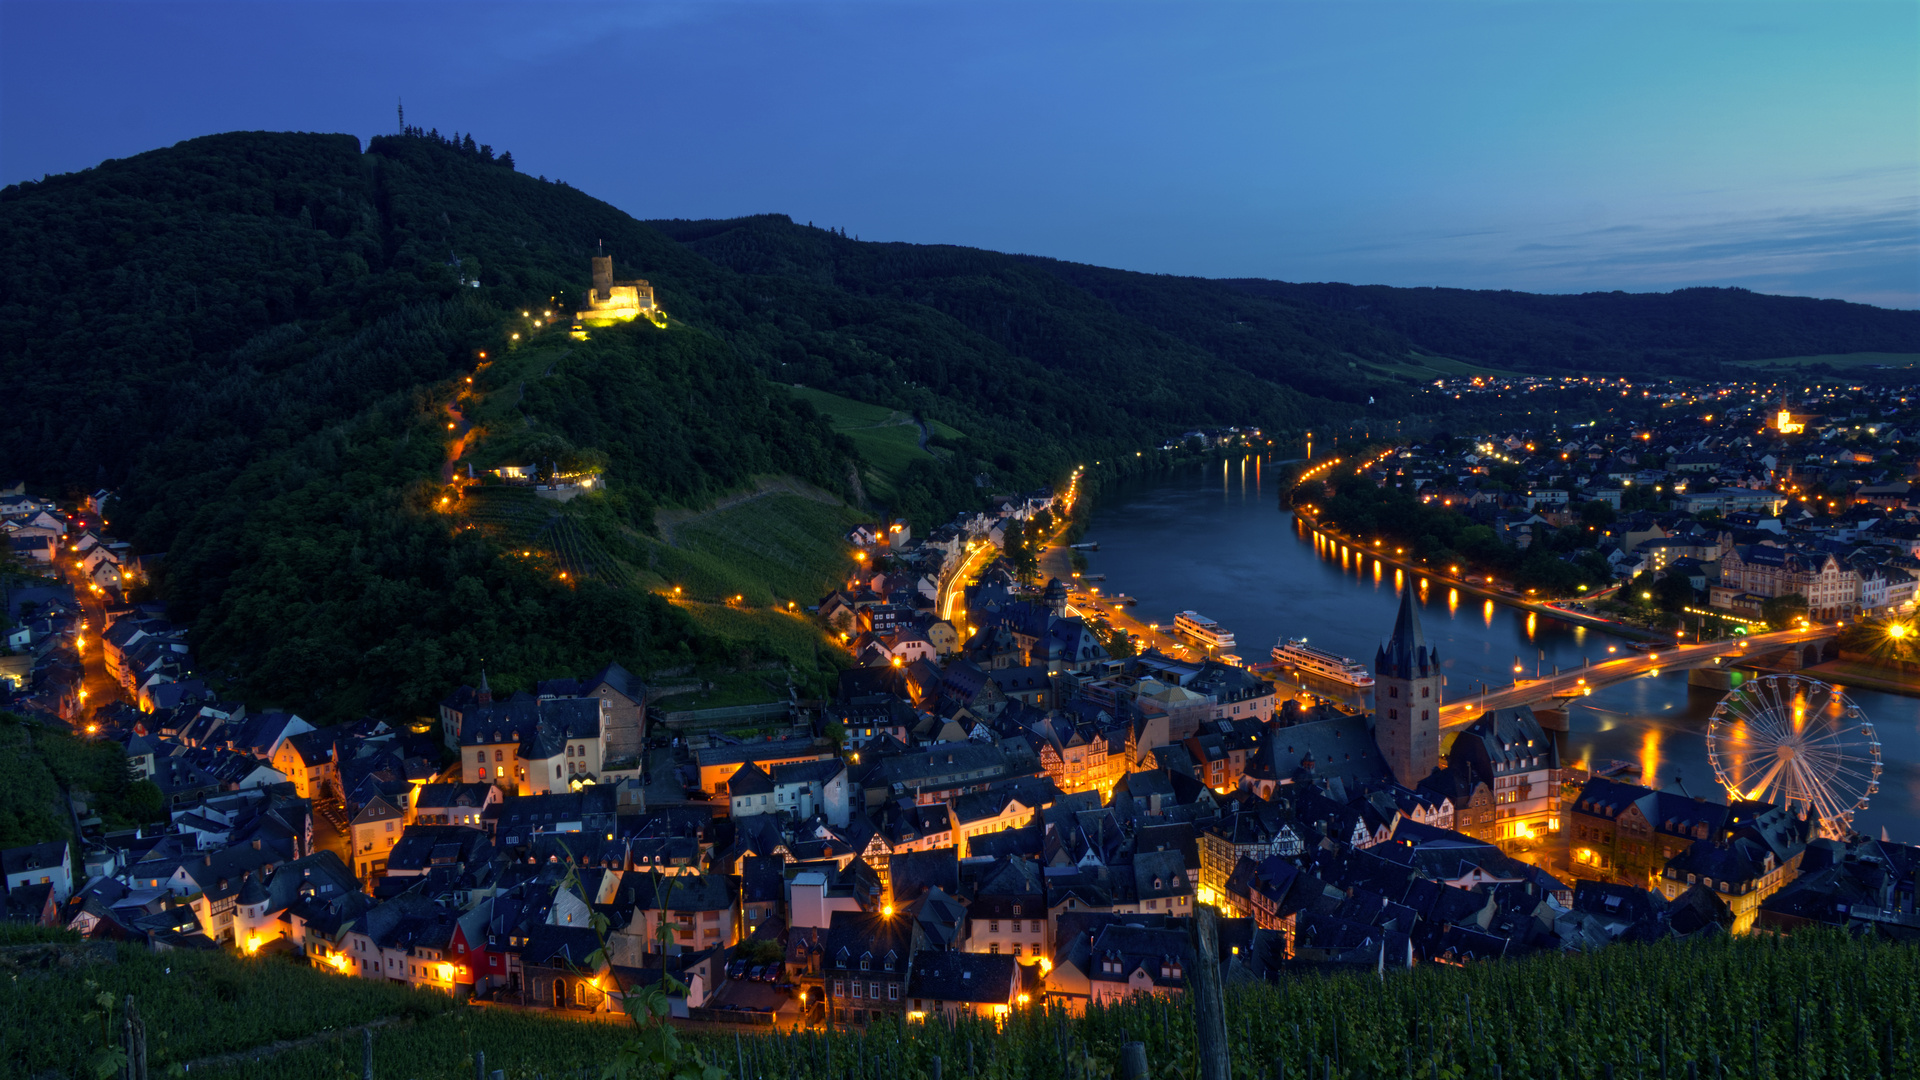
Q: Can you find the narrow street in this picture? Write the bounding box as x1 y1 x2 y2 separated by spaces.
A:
55 522 129 727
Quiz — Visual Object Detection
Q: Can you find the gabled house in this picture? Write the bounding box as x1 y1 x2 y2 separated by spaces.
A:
273 728 339 801
2 840 72 903
906 949 1020 1022
348 780 413 880
821 908 914 1025
412 782 500 827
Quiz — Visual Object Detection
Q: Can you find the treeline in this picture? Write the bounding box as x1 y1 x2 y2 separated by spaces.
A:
1306 474 1614 594
397 125 515 170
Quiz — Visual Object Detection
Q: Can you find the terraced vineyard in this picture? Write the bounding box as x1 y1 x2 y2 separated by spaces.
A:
11 929 1916 1080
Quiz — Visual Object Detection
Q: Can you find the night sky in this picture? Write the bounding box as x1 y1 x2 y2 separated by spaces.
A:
3 1 1915 306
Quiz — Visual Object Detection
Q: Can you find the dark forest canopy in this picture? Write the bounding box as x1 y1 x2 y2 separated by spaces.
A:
1 130 1914 719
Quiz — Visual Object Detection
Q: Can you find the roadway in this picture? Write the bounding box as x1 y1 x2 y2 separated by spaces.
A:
939 540 998 632
1438 624 1843 727
55 518 129 726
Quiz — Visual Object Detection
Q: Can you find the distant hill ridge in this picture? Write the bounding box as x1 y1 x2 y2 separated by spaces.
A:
1 129 1914 717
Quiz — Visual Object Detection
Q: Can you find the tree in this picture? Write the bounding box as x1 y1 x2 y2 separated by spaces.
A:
1003 520 1038 584
125 780 163 822
1622 484 1664 512
1577 500 1617 529
1654 570 1695 614
1761 592 1810 629
1628 571 1661 610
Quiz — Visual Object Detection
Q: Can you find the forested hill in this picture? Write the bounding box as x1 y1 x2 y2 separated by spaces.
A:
655 219 1919 386
1 129 1914 718
1215 278 1920 373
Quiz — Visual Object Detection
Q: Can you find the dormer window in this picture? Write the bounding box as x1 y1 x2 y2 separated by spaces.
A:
860 954 871 971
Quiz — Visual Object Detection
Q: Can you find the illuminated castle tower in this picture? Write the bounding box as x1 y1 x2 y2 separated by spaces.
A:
1374 586 1441 788
574 248 659 326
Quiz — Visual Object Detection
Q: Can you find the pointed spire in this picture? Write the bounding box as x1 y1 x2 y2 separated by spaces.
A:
1397 584 1428 653
476 666 492 705
1378 585 1435 679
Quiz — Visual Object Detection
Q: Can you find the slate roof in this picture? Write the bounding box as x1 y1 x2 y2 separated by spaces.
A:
458 696 602 751
906 949 1018 1004
728 762 776 797
1256 713 1390 789
1 840 67 878
824 909 912 973
888 848 960 903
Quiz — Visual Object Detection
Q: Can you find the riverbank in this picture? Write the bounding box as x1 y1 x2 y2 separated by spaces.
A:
1297 515 1666 643
1803 658 1920 697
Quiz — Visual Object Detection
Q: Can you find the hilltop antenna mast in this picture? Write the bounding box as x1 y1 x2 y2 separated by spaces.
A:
397 98 405 133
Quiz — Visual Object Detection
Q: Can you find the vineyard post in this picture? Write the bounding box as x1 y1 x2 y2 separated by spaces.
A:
1189 905 1231 1080
362 1027 373 1080
931 1054 943 1080
476 1049 486 1080
130 995 148 1080
491 1071 504 1080
1121 1043 1147 1080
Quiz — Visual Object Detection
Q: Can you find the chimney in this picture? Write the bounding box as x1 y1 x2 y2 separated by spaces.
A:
252 838 262 850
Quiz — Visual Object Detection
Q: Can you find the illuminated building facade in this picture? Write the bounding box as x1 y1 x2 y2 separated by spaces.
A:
574 254 662 326
1442 706 1563 847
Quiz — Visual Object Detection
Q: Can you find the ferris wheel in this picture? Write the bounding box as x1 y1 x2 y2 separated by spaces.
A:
1706 675 1880 841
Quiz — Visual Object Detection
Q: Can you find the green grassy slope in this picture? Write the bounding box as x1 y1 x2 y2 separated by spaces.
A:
786 385 962 499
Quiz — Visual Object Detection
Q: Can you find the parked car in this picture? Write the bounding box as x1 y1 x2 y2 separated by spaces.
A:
728 960 748 980
760 965 780 983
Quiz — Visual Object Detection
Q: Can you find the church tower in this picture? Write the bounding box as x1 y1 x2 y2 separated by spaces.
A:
1374 586 1441 788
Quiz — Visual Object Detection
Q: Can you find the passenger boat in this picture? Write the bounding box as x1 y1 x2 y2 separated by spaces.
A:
1173 611 1236 650
1270 637 1374 688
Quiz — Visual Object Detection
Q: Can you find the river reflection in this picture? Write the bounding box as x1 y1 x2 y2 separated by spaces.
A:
1081 460 1920 840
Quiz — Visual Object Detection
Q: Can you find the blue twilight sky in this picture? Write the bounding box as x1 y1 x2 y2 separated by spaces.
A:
2 1 1916 306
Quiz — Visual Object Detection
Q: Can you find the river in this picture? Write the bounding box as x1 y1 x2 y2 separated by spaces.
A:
1078 456 1920 842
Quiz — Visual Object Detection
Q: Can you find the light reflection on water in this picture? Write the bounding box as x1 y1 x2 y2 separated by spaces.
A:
1082 461 1920 841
